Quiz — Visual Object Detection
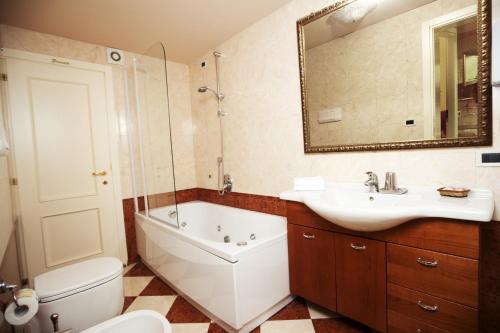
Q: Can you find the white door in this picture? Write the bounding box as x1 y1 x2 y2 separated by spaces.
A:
3 50 126 284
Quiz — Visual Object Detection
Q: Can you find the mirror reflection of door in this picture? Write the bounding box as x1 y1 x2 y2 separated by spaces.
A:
434 15 478 139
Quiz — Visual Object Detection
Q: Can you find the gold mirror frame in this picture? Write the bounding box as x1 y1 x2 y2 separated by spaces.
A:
297 0 492 153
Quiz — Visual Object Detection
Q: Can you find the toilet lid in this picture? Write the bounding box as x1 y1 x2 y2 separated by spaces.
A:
35 257 123 303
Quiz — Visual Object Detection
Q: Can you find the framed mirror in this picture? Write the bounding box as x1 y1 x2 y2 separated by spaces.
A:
297 0 491 153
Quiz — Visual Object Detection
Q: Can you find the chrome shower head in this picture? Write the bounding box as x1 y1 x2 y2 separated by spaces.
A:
213 51 224 58
198 86 224 100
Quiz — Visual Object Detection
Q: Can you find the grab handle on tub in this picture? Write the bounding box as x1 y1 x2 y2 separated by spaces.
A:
302 233 315 239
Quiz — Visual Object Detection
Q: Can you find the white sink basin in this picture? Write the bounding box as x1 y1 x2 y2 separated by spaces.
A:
280 183 494 232
81 311 171 333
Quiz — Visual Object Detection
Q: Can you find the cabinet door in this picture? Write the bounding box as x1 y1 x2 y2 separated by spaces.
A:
336 234 387 332
288 224 336 310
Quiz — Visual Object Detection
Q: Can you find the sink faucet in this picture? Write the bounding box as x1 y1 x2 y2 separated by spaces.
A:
364 172 379 192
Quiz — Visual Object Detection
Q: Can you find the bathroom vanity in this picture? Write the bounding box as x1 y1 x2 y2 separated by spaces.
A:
286 201 482 332
280 180 496 333
288 0 495 329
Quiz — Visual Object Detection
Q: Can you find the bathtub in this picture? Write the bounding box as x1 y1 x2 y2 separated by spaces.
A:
135 201 291 332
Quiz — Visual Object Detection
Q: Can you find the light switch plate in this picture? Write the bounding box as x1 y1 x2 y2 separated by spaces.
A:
476 150 500 167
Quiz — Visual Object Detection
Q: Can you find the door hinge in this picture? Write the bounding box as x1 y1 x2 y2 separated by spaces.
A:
10 178 18 186
1 73 7 81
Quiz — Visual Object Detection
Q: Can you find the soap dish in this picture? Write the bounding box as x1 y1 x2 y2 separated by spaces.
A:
437 187 470 198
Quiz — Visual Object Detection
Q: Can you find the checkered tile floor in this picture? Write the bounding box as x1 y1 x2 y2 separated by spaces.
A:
123 262 371 333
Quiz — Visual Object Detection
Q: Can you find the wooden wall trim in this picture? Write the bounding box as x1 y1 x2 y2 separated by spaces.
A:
124 188 286 216
196 188 286 216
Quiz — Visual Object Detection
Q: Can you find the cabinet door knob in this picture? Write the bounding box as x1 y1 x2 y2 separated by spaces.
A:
302 233 315 239
417 300 438 312
416 257 438 268
350 243 366 251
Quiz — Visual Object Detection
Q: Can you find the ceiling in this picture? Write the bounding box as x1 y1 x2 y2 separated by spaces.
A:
0 0 292 63
304 0 437 50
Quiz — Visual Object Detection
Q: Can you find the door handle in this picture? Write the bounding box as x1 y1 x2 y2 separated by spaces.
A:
302 233 315 239
92 171 107 176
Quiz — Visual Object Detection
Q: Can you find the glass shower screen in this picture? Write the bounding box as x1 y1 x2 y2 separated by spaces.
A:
125 42 178 227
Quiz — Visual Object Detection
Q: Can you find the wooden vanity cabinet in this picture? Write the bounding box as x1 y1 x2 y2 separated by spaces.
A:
286 201 480 333
288 224 336 310
336 234 387 332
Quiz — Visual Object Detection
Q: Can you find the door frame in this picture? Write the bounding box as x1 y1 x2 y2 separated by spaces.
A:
0 48 128 267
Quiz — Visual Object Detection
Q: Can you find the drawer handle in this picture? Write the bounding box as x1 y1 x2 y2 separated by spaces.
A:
417 257 438 268
302 233 315 239
417 300 438 312
350 243 366 251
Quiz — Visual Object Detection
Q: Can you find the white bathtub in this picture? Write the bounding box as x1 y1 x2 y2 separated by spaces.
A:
135 201 291 332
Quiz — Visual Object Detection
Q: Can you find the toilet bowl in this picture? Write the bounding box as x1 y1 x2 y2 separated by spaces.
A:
26 257 124 333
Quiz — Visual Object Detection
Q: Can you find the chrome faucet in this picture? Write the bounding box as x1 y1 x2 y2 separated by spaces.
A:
380 172 408 195
222 174 233 193
364 172 379 192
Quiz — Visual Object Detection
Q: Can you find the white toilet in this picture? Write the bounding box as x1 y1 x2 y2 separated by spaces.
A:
27 257 124 333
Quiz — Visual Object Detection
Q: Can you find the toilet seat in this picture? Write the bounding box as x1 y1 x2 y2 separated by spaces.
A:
35 257 123 303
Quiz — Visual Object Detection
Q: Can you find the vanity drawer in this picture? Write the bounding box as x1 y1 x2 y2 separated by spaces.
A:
388 310 449 333
388 283 477 333
387 244 478 308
